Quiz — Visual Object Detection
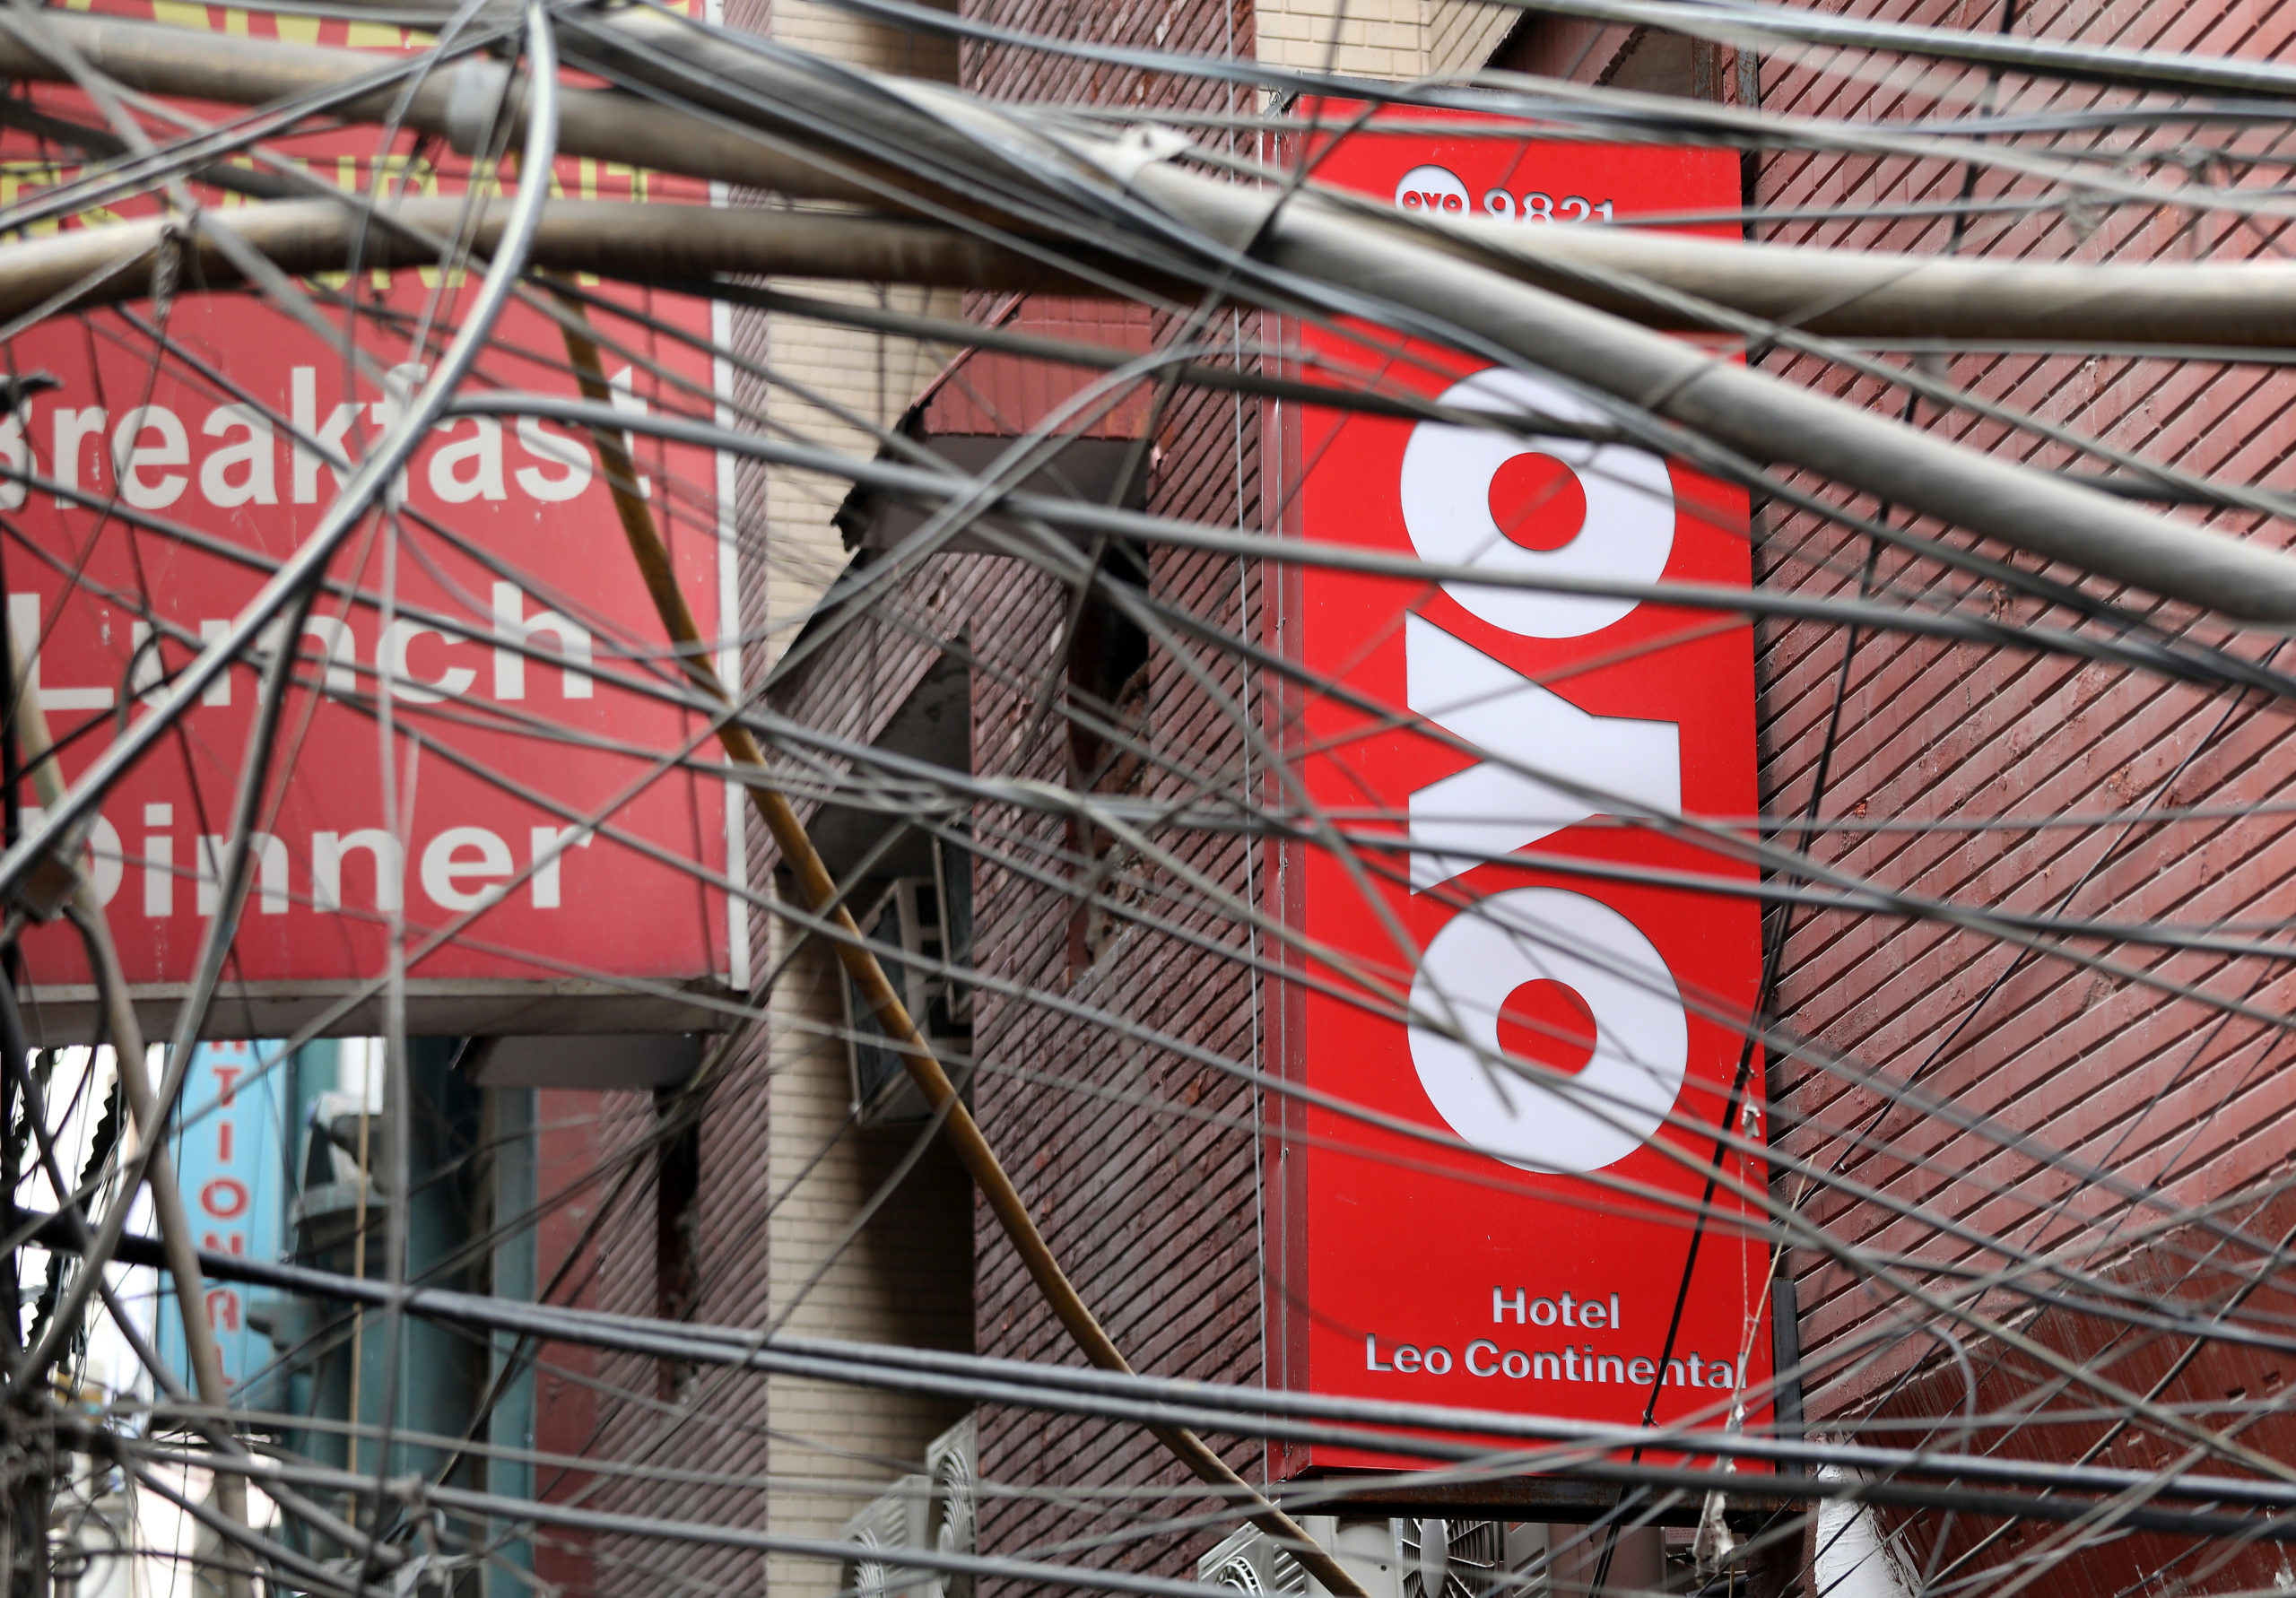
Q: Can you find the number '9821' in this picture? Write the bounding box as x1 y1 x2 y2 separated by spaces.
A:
1391 164 1617 224
1483 191 1613 222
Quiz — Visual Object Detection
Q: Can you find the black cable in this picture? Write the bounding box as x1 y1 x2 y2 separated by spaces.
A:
24 1203 2296 1534
24 1068 121 1358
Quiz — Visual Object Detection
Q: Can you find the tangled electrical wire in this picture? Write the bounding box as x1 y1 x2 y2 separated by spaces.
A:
6 0 2296 1596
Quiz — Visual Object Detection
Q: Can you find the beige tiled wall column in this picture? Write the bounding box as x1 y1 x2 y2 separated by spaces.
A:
735 10 971 1598
760 904 972 1598
751 285 955 663
750 0 960 669
1428 0 1518 77
1252 0 1515 83
1256 0 1427 78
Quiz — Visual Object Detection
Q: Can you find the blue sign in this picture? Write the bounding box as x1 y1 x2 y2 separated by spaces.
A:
154 1040 290 1400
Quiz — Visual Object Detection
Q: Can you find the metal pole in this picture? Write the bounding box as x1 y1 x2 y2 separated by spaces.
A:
0 199 1112 327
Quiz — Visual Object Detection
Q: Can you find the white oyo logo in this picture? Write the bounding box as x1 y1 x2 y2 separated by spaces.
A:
1399 368 1675 638
1409 889 1689 1174
1405 614 1678 892
1398 368 1690 1174
1396 163 1469 213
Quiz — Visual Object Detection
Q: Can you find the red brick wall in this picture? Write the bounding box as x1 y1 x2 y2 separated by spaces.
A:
965 388 1270 1595
960 0 1253 109
944 6 1273 1583
564 1090 699 1589
531 1088 610 1595
1746 0 2296 1453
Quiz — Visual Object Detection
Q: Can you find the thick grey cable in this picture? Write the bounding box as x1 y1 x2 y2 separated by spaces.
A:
31 1212 2296 1535
1079 146 2296 623
26 20 2296 347
448 393 2296 699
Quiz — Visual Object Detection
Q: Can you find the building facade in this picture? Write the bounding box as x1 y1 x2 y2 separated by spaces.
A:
553 3 2296 1598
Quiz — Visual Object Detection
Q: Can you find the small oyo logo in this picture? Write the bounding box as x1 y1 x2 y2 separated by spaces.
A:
1396 163 1468 213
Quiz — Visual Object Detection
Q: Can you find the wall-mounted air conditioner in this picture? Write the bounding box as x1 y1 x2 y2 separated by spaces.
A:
1199 1523 1311 1596
1197 1517 1509 1598
842 844 972 1126
1394 1517 1505 1598
924 1412 976 1598
839 1474 932 1598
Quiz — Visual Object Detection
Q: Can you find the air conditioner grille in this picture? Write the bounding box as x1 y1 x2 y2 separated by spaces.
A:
1396 1518 1504 1598
839 1474 930 1598
927 1414 976 1598
1198 1526 1311 1598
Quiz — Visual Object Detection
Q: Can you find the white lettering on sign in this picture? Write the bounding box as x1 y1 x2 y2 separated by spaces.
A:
430 417 506 503
130 620 230 707
1493 1288 1621 1328
113 405 192 509
1390 161 1614 224
0 812 600 920
528 825 594 910
1479 191 1614 224
377 619 476 704
514 416 593 500
121 607 584 710
291 366 362 503
201 404 277 507
298 617 360 697
5 368 611 512
52 405 107 505
7 593 114 711
1408 885 1688 1173
422 825 515 911
1398 368 1675 638
144 804 173 916
0 412 28 511
313 829 403 912
1373 1332 1744 1391
1405 614 1678 890
492 582 595 701
1395 360 1702 1172
1394 162 1468 213
196 832 289 916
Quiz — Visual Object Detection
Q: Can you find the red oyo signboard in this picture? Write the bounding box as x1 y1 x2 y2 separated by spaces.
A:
4 6 739 1033
1267 109 1771 1473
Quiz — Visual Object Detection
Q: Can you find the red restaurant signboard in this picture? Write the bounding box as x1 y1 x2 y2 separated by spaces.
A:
1268 109 1773 1471
4 4 739 1038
